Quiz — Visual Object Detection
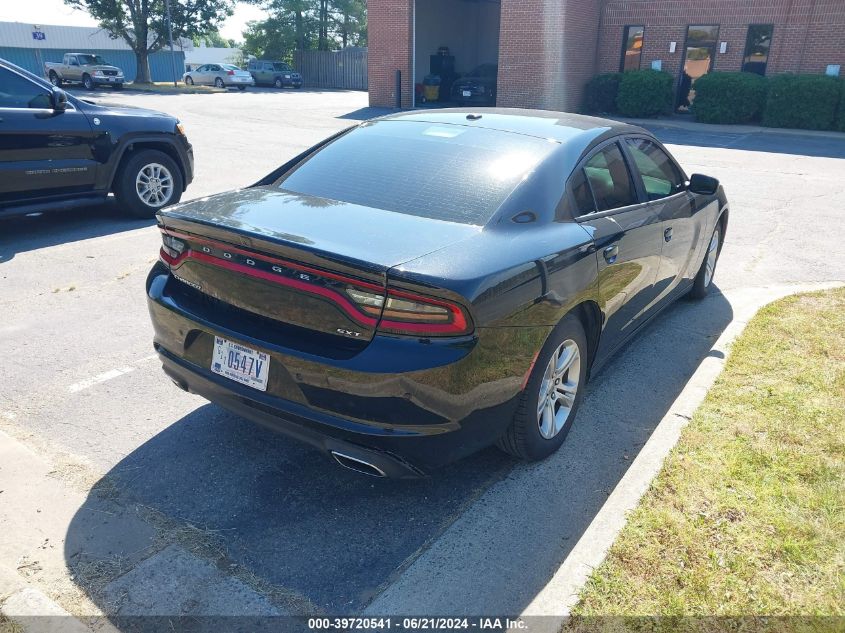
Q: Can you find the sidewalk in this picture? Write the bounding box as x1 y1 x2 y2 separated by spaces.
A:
612 114 845 139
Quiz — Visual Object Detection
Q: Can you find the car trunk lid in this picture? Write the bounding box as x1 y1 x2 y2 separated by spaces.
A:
157 186 479 344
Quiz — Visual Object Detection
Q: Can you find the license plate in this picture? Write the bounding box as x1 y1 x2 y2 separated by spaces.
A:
462 90 471 97
211 336 269 391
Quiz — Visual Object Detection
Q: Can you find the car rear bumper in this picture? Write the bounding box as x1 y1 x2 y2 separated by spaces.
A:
146 264 546 475
225 79 255 86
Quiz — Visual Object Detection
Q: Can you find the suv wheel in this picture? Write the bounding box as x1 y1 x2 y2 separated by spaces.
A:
49 71 62 87
274 77 283 89
114 150 183 219
82 74 94 90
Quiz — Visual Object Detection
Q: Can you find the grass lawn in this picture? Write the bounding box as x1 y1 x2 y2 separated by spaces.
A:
567 288 845 625
125 82 224 94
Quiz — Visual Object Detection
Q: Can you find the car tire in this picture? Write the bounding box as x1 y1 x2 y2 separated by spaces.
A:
49 71 62 87
82 74 94 90
114 149 183 219
689 222 722 300
185 76 194 85
237 85 246 91
274 77 283 89
215 77 225 88
497 313 589 461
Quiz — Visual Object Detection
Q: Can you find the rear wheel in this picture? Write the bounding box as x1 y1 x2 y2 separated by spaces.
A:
274 77 283 89
237 85 246 91
689 223 722 300
114 149 183 219
82 74 94 90
497 314 588 461
185 76 194 86
214 77 225 88
49 71 62 87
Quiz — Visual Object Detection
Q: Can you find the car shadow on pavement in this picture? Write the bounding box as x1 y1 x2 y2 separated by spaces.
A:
64 288 733 618
0 199 154 264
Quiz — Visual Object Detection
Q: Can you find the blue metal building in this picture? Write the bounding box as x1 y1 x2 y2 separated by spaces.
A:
0 21 185 83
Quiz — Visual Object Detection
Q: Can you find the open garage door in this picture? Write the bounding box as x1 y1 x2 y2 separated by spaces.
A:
413 0 501 108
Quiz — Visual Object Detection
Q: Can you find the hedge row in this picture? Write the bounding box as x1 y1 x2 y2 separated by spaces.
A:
582 70 673 118
582 70 845 131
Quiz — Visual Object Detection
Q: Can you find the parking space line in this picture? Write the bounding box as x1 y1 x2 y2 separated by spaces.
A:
68 366 136 393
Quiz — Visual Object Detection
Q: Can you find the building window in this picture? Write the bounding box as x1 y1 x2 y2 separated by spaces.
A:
742 24 773 75
620 26 645 71
678 25 720 111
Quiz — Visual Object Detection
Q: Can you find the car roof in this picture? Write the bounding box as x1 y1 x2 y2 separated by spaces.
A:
376 108 647 149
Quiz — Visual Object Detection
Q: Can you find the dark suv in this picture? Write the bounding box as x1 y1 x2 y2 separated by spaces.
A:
0 58 193 219
247 60 303 89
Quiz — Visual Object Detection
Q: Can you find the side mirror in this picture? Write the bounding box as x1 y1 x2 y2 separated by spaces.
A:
688 173 719 195
50 87 68 112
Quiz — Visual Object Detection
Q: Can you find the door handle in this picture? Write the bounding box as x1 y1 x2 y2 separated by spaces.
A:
603 244 618 264
664 227 673 242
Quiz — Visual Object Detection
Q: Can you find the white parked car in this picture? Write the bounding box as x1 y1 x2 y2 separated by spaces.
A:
183 64 254 90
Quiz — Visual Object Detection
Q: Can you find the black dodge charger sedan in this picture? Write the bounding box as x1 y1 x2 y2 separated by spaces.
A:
147 109 728 477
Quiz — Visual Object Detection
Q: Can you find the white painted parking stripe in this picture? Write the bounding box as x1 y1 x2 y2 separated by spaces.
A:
68 366 136 393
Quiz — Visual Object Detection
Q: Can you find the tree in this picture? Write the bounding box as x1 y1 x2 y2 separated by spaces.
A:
241 0 365 58
192 29 234 48
65 0 234 83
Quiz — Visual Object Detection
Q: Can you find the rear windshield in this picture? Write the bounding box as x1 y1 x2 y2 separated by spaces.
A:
276 120 554 225
222 64 240 71
273 63 292 71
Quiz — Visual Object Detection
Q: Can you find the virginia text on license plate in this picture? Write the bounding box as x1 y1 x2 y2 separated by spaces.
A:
211 336 270 391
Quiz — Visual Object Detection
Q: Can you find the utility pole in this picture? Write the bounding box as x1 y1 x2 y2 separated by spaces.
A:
165 0 178 87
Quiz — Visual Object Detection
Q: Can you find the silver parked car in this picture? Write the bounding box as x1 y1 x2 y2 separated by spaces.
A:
183 64 254 90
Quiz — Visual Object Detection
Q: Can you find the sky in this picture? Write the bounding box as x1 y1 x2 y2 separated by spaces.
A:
0 0 265 43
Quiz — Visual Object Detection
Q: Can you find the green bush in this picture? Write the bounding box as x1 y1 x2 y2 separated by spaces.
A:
582 72 621 114
691 72 768 124
838 81 845 132
762 74 842 130
616 70 674 118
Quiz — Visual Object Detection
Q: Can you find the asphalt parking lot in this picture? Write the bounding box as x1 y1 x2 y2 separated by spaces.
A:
1 88 844 617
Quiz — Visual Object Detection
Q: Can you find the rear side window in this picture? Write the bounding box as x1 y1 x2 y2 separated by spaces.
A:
582 143 637 211
570 169 596 216
625 138 685 200
276 120 556 225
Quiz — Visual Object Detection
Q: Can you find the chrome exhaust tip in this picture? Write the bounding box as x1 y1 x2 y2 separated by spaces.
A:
330 451 387 478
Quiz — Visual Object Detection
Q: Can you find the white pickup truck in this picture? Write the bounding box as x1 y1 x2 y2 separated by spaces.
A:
45 53 125 90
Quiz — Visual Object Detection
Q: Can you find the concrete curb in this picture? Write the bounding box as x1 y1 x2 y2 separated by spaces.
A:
0 568 94 633
613 115 845 139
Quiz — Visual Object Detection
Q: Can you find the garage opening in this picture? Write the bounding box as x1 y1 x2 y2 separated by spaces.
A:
413 0 501 108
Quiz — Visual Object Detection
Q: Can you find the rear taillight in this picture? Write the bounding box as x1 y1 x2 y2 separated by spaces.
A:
227 70 235 76
345 286 471 336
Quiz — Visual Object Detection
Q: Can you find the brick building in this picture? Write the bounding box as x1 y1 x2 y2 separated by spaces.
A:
368 0 845 112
